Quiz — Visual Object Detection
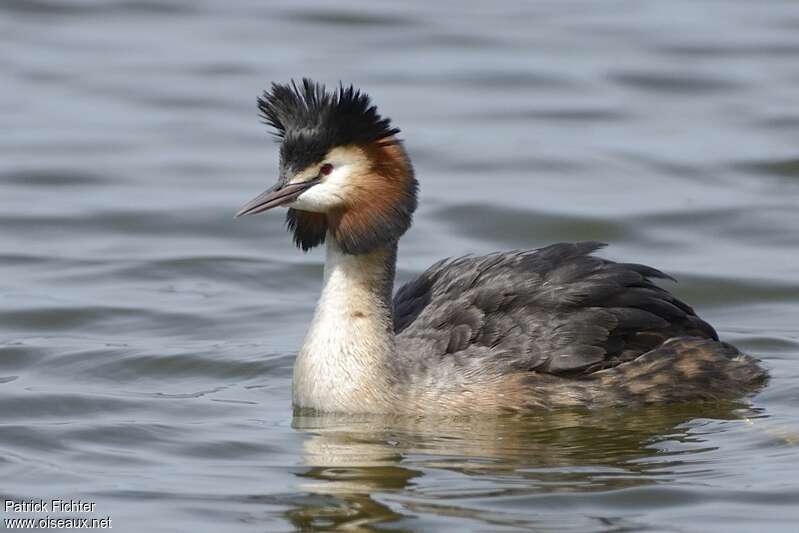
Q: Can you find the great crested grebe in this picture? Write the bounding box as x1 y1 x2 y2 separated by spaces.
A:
236 79 767 414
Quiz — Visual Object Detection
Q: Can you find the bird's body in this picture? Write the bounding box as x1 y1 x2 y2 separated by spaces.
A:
237 79 767 414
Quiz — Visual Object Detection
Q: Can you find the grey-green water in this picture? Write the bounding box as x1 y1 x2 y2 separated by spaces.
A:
2 1 799 531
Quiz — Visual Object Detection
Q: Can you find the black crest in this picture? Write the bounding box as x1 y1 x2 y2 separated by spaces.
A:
257 78 400 175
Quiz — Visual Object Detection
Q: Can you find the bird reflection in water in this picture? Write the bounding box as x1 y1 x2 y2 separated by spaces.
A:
284 402 763 531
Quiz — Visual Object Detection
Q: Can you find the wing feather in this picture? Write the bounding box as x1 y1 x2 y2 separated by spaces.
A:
393 242 717 376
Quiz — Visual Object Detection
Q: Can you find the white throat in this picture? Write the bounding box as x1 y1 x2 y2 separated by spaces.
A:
292 236 397 412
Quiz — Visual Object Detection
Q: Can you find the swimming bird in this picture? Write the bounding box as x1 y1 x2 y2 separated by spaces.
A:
236 79 767 414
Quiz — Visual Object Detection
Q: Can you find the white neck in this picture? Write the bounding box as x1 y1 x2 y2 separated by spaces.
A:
292 237 398 412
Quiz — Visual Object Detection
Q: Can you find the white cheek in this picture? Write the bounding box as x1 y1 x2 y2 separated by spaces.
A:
287 165 351 212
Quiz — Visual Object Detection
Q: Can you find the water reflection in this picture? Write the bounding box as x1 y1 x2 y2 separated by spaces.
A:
288 403 761 530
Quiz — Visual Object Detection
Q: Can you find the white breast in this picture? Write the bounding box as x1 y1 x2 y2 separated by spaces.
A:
292 239 396 412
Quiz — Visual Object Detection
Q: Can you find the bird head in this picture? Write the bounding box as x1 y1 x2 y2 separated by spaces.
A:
236 79 417 255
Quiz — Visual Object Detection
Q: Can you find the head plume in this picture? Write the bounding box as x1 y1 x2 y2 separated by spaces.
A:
258 79 400 173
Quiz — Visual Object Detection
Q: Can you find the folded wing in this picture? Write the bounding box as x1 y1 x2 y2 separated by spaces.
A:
393 242 716 376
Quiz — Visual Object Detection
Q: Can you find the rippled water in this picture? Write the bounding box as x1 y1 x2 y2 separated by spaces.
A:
2 1 799 531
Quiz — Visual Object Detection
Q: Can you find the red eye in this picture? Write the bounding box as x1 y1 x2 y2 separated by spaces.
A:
320 163 333 176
